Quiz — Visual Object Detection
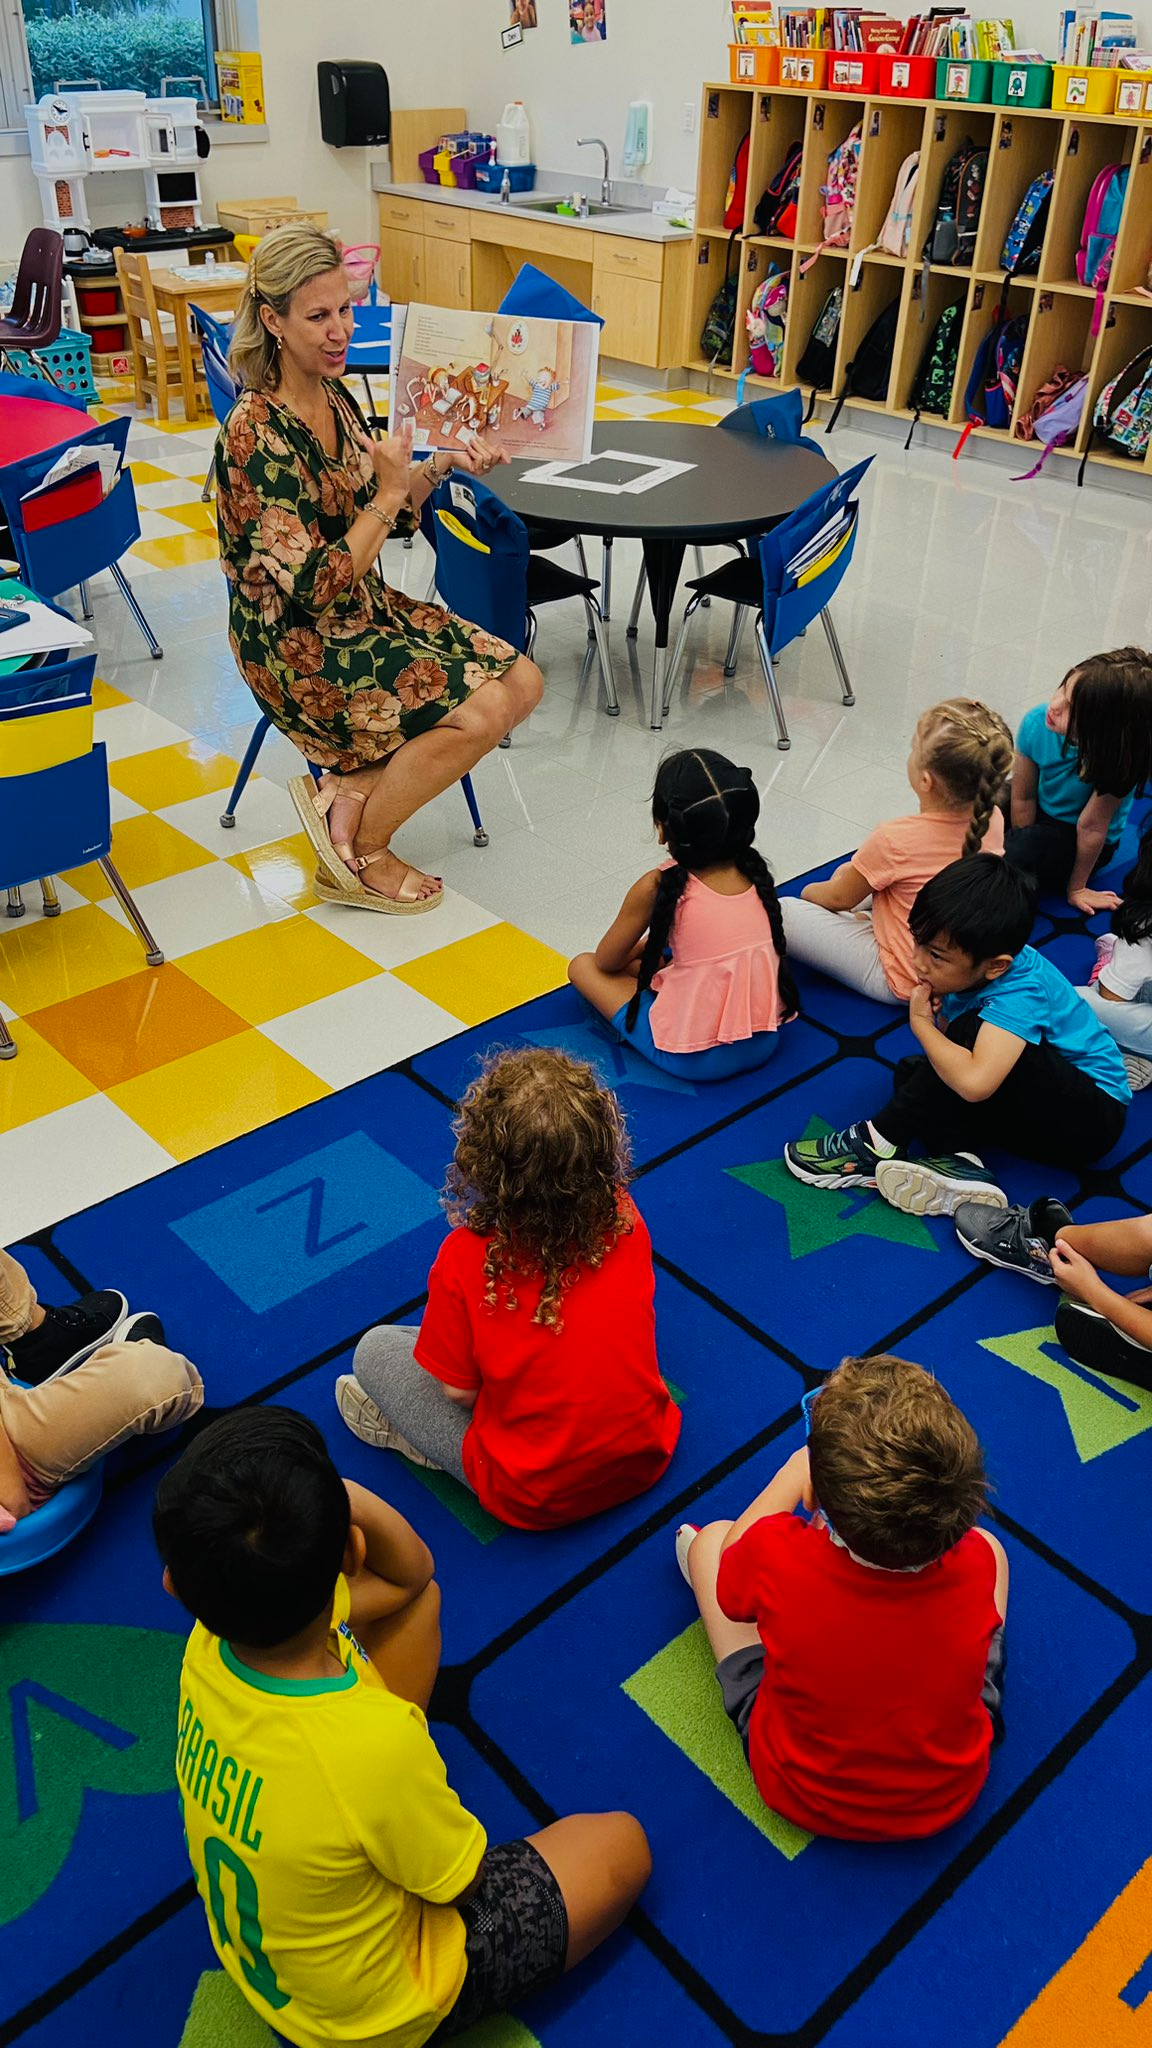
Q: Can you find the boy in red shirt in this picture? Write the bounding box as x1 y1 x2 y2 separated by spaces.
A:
678 1354 1007 1841
337 1048 680 1529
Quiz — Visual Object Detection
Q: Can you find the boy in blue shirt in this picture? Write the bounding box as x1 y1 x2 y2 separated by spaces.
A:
785 855 1130 1216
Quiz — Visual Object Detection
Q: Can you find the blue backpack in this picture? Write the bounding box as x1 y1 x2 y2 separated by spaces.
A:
958 308 1027 450
999 170 1053 281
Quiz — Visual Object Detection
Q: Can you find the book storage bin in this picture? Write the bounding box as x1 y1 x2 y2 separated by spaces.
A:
685 78 1152 492
730 44 780 84
1052 65 1121 112
780 51 829 90
829 54 880 94
875 54 937 97
937 59 994 101
992 61 1053 107
1115 72 1152 115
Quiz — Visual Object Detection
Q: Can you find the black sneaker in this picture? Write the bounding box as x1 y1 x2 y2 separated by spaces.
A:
1055 1295 1152 1391
955 1198 1074 1283
117 1311 166 1346
874 1152 1006 1218
5 1289 129 1386
784 1121 887 1190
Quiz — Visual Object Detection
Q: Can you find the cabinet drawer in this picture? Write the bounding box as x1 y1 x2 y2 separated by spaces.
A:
424 203 471 242
378 194 425 232
592 274 663 368
593 236 664 283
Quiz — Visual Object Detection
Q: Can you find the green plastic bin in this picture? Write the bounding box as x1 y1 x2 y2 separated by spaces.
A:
991 59 1053 106
936 58 994 101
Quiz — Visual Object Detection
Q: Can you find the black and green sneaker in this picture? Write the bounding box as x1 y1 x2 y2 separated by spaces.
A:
875 1152 1005 1218
784 1121 887 1191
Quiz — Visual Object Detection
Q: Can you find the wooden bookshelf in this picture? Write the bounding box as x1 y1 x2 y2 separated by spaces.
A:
687 80 1152 486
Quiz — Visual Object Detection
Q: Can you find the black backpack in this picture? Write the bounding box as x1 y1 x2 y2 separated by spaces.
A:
699 232 740 367
797 284 843 397
905 299 964 444
924 141 988 268
754 141 803 237
826 297 900 431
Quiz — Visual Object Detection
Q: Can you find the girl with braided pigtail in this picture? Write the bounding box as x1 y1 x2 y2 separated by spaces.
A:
781 699 1014 1007
569 750 796 1081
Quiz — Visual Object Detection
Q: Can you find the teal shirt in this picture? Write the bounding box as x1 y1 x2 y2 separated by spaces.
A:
1016 703 1134 837
941 946 1131 1104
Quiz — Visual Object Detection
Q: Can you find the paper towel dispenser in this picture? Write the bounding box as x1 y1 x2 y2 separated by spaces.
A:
317 61 390 148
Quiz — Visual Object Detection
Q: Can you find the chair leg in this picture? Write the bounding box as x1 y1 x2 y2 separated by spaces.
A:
110 563 163 660
0 1011 15 1059
694 545 710 607
601 536 613 621
583 597 620 717
220 714 273 828
626 563 646 639
39 876 61 917
423 561 438 602
820 606 855 707
5 887 24 919
755 618 791 751
662 596 702 717
460 771 488 847
574 535 590 579
99 859 164 965
78 580 94 621
200 472 215 505
723 605 751 677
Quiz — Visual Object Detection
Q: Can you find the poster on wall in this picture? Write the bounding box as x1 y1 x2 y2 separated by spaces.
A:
389 305 600 464
570 0 607 41
510 0 538 26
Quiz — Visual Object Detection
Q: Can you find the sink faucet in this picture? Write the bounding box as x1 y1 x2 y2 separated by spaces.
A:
576 135 612 207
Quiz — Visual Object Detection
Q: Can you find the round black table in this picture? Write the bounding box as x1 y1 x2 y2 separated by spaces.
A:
489 421 834 729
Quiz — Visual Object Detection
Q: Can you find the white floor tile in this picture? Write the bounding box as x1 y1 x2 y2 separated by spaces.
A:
0 1096 174 1243
99 861 295 956
157 781 298 854
136 478 217 511
304 886 499 967
93 701 195 760
108 786 147 825
260 975 460 1085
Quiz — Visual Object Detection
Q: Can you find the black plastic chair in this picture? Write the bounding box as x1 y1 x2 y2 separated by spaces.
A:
0 230 64 377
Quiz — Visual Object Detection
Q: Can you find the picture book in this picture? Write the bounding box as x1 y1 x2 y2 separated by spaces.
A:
389 305 600 464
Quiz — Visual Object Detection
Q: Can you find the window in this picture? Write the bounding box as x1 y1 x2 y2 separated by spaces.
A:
20 0 218 104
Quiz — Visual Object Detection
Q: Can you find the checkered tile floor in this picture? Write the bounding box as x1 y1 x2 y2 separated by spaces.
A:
2 378 732 1242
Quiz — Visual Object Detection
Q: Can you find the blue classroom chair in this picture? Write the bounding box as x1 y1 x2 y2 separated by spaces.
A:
0 412 162 658
0 1463 104 1576
661 455 873 751
218 717 489 850
497 264 606 597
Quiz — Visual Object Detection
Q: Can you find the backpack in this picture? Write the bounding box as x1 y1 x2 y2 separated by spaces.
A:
954 308 1028 455
1082 344 1152 480
797 284 843 393
999 170 1053 281
849 150 919 285
724 132 752 231
755 141 803 238
907 299 963 438
700 233 740 366
801 124 861 270
746 269 788 377
1012 373 1089 479
924 141 987 269
826 296 900 431
1015 363 1077 442
1077 164 1128 333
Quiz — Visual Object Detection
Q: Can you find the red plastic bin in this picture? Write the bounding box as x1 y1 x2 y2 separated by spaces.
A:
875 53 937 96
828 51 880 91
74 286 119 315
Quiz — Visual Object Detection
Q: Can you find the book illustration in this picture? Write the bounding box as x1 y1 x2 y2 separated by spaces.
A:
390 306 599 463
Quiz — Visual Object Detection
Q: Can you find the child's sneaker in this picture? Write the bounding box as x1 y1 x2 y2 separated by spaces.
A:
1089 933 1116 985
4 1289 129 1386
954 1197 1073 1282
1055 1296 1152 1379
784 1121 888 1190
675 1523 701 1584
335 1375 443 1470
875 1153 1005 1218
1122 1052 1152 1093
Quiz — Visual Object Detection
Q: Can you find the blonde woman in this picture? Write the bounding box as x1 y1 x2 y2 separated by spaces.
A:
217 225 543 913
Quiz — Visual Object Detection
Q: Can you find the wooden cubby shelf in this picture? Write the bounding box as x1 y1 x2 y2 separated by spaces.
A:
689 79 1152 486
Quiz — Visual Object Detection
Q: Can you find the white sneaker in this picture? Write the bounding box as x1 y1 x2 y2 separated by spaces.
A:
675 1523 701 1584
335 1376 441 1468
876 1152 1005 1218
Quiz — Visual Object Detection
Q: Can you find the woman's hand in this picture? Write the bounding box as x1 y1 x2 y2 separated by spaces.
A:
451 431 511 479
355 418 414 504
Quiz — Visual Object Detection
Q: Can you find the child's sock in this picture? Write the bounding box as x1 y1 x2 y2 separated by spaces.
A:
865 1121 897 1158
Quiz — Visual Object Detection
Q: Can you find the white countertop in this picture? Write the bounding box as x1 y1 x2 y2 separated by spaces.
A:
374 178 691 244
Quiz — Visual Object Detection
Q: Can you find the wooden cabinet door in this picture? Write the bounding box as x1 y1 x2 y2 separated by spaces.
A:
378 228 424 303
592 268 663 368
421 236 471 310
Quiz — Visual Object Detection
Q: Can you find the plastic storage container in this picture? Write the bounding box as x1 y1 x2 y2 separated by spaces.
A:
1115 70 1152 113
779 50 829 89
497 101 531 165
829 52 879 91
473 160 537 193
8 328 96 403
1052 63 1120 111
937 58 994 99
875 53 937 96
992 60 1053 105
730 44 780 83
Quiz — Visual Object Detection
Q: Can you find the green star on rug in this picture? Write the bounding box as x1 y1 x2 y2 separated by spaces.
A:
178 1970 543 2045
727 1118 937 1260
980 1322 1152 1462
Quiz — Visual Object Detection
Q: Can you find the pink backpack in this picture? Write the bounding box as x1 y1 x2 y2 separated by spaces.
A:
850 149 919 285
801 124 861 272
1077 164 1128 333
1012 373 1089 479
746 270 788 378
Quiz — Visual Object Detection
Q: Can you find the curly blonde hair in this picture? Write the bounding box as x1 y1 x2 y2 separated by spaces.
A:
444 1047 633 1333
228 222 347 391
914 698 1014 857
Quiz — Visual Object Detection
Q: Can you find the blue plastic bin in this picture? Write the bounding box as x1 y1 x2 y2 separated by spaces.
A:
473 161 537 194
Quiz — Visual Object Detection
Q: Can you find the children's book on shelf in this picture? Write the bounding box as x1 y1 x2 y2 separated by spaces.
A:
732 4 778 43
389 305 599 464
1058 8 1137 63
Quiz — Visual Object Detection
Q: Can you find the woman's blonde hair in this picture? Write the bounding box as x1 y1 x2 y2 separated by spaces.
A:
915 697 1014 856
228 223 346 391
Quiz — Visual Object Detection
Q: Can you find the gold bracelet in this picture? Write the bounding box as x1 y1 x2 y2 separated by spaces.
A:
365 501 396 531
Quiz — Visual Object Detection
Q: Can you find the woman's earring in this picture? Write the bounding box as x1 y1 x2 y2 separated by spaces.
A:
274 333 283 349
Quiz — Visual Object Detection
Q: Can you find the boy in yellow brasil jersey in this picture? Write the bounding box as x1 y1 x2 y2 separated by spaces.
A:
154 1407 650 2047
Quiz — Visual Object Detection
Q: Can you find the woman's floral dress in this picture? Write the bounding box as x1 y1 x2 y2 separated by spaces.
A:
215 382 518 772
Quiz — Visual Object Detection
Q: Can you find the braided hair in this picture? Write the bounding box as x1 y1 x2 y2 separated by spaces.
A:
914 699 1014 857
625 749 798 1032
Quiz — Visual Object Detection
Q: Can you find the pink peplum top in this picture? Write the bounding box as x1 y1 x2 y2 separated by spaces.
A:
648 871 786 1054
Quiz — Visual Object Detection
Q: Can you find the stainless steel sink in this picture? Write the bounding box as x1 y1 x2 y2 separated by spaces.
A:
508 196 639 218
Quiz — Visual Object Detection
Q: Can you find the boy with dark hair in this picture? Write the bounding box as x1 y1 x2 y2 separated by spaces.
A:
677 1354 1007 1841
154 1407 650 2048
785 855 1129 1217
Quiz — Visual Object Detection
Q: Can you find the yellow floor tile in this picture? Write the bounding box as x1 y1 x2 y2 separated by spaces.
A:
0 1022 96 1130
149 416 214 434
393 922 566 1026
66 813 216 899
227 833 319 912
645 408 723 425
128 460 178 485
109 1030 330 1161
92 677 131 710
26 963 248 1089
109 740 240 809
178 916 381 1025
654 389 717 407
156 500 218 535
0 904 151 1011
131 533 219 569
